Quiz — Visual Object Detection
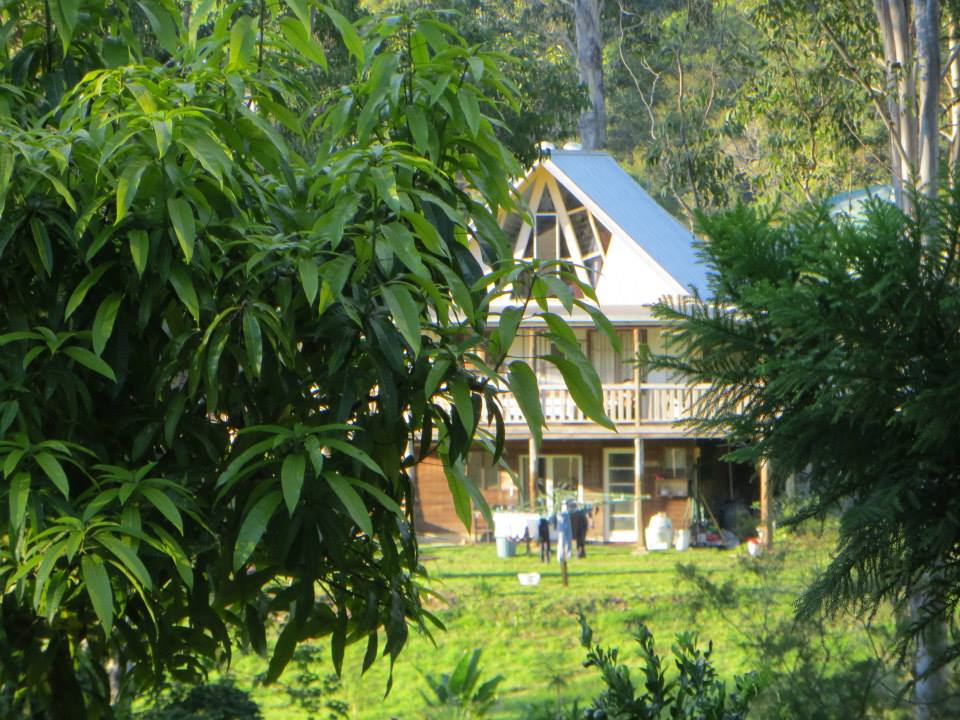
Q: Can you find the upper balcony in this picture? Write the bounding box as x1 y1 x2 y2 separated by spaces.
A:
496 381 715 438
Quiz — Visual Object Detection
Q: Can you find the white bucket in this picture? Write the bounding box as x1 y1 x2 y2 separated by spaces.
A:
645 513 673 551
747 539 763 557
674 529 691 552
517 572 541 586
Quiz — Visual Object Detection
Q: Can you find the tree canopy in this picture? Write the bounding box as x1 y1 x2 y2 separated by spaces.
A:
653 194 960 699
0 1 614 715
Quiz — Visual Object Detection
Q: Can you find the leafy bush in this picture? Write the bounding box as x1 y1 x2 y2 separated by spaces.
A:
141 682 261 720
577 613 758 720
676 554 909 718
422 649 504 719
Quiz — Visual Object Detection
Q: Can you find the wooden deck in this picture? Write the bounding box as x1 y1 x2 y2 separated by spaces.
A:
497 382 714 436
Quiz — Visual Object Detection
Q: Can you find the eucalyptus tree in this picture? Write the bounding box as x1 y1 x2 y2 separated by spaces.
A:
0 1 612 715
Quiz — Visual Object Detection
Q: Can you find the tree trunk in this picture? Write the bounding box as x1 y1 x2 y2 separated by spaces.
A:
871 5 949 715
910 578 949 719
914 0 940 199
574 0 606 150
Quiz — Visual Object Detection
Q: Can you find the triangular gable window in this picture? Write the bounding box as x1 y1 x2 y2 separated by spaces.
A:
504 168 611 290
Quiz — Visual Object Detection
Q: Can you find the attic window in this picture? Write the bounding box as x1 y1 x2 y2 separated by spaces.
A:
504 170 612 290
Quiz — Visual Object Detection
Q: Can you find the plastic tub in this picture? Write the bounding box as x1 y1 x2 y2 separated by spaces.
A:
496 537 517 558
674 529 691 552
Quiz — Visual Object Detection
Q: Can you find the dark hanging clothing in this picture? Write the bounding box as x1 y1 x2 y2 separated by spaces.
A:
538 517 551 563
571 510 589 558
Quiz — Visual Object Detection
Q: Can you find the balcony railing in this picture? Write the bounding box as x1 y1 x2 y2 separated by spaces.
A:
499 383 712 426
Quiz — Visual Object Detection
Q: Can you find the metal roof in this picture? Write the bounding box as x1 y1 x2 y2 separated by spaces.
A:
545 151 710 294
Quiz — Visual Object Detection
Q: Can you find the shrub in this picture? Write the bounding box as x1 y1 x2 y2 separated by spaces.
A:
577 613 759 720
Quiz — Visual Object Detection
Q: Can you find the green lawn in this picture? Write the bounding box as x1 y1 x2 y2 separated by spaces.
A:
221 529 899 718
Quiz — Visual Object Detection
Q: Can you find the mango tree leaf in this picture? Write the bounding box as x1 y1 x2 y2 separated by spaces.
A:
92 294 122 356
169 264 199 323
129 230 149 277
81 554 113 636
29 219 52 275
298 257 318 305
450 377 474 434
9 472 30 531
279 17 328 68
281 453 305 516
381 285 421 357
167 198 196 263
141 487 184 533
50 0 79 54
64 346 118 382
507 360 544 448
322 6 363 62
284 0 311 32
324 473 373 536
242 308 262 378
137 0 178 55
546 354 615 430
35 452 69 498
458 88 480 137
442 462 473 532
96 533 153 591
228 14 256 72
65 264 113 319
116 157 150 224
233 491 282 570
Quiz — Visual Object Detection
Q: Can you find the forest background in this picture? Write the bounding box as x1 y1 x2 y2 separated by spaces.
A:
367 0 891 222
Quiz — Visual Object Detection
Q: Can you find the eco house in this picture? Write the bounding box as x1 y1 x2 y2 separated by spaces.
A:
413 150 756 543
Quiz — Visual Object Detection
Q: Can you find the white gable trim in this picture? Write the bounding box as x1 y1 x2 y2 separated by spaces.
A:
541 159 687 297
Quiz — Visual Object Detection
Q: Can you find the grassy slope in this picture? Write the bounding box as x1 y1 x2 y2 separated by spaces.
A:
228 529 887 718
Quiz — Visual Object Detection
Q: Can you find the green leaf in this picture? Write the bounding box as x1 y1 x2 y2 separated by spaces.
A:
425 358 450 398
382 285 421 357
141 487 184 534
81 554 113 636
9 472 30 532
64 346 118 382
65 264 113 320
443 462 473 532
320 438 385 478
279 17 328 69
458 89 481 137
284 0 311 32
137 0 178 55
167 198 196 263
242 308 263 378
322 6 364 62
129 230 149 277
547 355 615 430
406 104 428 152
96 534 153 591
281 453 306 516
450 377 474 434
228 14 256 72
92 294 122 356
298 257 318 305
50 0 79 54
35 452 69 498
169 264 200 323
507 361 544 449
30 219 53 275
153 118 172 159
324 473 373 536
233 491 282 570
116 157 150 223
